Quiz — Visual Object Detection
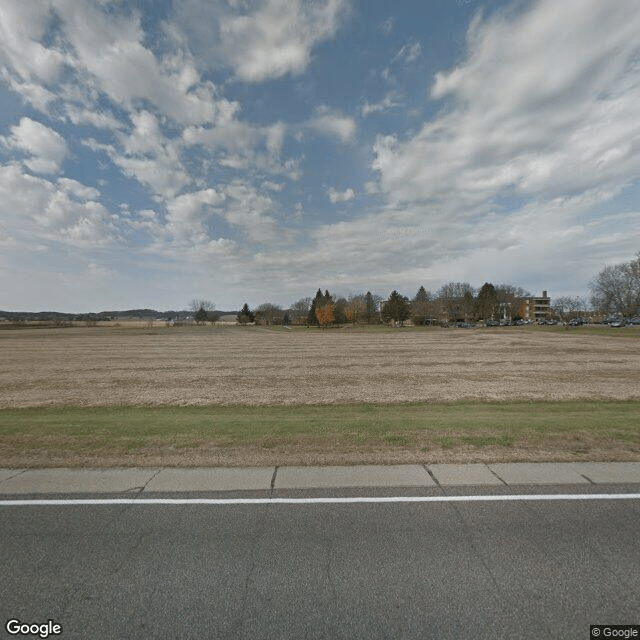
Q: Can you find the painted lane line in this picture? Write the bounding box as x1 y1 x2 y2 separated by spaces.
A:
1 494 640 506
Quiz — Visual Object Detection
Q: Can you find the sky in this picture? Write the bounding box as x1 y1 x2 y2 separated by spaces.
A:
1 0 639 312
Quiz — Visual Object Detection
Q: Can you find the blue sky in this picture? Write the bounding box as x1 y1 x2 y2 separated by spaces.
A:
1 0 639 312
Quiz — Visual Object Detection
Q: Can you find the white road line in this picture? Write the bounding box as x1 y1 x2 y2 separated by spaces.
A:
1 494 640 506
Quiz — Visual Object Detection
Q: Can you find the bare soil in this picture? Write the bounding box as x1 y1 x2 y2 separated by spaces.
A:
1 325 639 408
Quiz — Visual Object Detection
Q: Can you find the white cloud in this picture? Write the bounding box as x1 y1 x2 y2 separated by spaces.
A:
182 118 298 178
221 181 287 244
394 38 421 63
327 187 355 203
1 71 58 112
0 1 236 127
5 117 67 174
57 177 100 201
157 179 296 252
0 1 68 84
64 104 124 131
380 67 394 85
165 188 226 245
364 181 381 195
87 263 117 278
262 181 285 192
218 0 348 82
308 106 356 144
52 2 226 125
121 111 164 156
2 0 639 310
0 163 118 247
103 111 191 199
373 0 640 211
361 93 401 117
0 223 17 247
379 17 395 36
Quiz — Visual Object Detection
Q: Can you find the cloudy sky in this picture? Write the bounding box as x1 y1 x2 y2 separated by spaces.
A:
1 0 639 312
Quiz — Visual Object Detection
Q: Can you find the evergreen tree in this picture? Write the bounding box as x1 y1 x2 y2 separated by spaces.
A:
237 303 255 325
463 291 475 321
308 289 334 325
412 286 431 325
476 283 498 320
194 306 208 325
414 285 429 301
381 290 411 326
333 298 348 324
307 288 323 325
364 291 379 324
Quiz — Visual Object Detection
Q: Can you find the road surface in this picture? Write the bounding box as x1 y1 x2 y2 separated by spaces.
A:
2 483 639 639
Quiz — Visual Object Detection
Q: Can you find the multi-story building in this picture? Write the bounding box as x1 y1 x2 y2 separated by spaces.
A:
518 290 551 322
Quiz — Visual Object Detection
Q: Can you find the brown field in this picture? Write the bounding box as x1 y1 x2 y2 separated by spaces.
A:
1 325 639 408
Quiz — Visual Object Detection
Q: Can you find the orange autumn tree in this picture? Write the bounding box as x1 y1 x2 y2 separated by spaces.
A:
315 304 335 329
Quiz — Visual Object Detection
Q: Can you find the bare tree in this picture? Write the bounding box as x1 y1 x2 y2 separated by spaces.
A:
495 284 531 320
590 254 640 317
189 299 215 313
437 282 475 323
346 294 367 324
189 299 216 325
290 297 311 325
254 303 283 326
552 296 584 322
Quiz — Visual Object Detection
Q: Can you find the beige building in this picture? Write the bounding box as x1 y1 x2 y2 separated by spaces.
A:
518 290 551 322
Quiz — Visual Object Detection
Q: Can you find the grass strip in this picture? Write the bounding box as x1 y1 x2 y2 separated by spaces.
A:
1 400 639 456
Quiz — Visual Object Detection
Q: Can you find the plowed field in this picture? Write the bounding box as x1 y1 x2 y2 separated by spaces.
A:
2 326 639 408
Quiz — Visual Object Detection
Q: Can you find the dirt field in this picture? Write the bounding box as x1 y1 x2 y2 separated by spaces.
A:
2 325 639 408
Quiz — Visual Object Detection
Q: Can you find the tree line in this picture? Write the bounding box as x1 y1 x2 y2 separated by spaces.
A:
6 254 637 327
222 253 639 327
228 282 536 328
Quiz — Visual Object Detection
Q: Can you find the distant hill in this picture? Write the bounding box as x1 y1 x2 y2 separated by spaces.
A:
0 309 238 322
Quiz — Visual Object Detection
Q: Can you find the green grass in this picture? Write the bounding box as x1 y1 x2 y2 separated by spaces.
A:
1 400 639 459
522 324 640 337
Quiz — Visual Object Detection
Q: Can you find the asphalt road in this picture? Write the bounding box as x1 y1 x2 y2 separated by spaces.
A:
1 485 639 640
